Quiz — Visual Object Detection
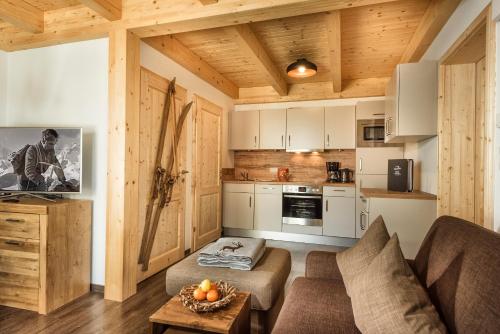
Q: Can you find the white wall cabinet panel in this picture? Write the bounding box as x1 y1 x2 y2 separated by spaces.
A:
356 147 404 175
385 62 438 143
286 107 324 151
323 192 356 238
260 109 286 149
230 110 260 150
325 106 355 149
254 184 282 232
356 100 385 119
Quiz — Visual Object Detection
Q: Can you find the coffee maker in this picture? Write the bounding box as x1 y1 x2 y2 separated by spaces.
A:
326 162 340 182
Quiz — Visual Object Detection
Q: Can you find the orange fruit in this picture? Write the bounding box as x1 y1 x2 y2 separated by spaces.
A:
206 289 219 302
193 288 207 301
210 283 218 291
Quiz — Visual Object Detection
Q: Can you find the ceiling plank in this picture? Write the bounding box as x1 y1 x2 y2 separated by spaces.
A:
144 35 239 99
400 0 461 63
236 77 389 104
225 24 287 96
199 0 218 5
79 0 122 21
0 0 44 33
325 11 341 92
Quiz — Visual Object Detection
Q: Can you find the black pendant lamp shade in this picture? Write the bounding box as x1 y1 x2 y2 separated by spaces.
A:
287 58 317 78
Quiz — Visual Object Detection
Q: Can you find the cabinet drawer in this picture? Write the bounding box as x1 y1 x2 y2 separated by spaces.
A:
323 187 355 197
223 183 255 193
0 237 40 256
0 282 39 311
255 184 282 194
0 213 39 240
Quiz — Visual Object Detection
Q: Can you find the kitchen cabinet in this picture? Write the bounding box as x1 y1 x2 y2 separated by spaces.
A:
260 109 286 149
385 62 438 143
229 110 260 150
223 183 254 229
286 107 324 152
254 184 282 232
356 147 404 175
356 100 385 120
325 106 355 149
323 187 356 238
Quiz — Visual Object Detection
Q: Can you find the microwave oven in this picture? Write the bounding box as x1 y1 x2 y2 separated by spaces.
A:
356 119 402 148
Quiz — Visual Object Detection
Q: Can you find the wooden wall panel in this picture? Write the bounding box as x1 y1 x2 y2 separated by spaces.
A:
234 150 355 183
475 58 486 226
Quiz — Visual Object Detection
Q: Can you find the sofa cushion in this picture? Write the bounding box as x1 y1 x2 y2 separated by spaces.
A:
414 216 500 333
337 215 390 296
272 277 360 334
165 247 291 311
350 234 447 334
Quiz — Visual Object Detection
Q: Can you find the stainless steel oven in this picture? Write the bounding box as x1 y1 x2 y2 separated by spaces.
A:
282 185 322 227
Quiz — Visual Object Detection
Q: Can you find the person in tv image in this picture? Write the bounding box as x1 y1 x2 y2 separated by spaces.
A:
20 129 70 192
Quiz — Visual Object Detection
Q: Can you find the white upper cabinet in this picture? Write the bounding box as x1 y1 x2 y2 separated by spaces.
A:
325 106 356 149
356 147 404 175
356 100 386 120
286 107 324 152
229 110 260 150
260 109 286 149
385 62 438 143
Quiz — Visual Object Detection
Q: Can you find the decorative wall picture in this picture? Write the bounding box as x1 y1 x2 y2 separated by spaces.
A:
0 127 82 193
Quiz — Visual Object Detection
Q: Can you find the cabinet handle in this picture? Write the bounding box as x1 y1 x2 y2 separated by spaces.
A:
360 212 367 231
386 118 392 136
373 113 385 116
281 135 284 148
262 187 275 190
385 119 389 136
359 158 363 172
326 199 329 212
288 135 291 146
333 189 346 192
5 240 23 246
254 136 257 147
327 134 330 147
249 196 252 208
5 218 24 223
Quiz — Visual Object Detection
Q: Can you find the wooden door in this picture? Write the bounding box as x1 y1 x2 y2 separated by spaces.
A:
192 95 222 251
286 107 324 151
325 106 355 149
229 110 260 150
259 109 286 149
137 68 187 282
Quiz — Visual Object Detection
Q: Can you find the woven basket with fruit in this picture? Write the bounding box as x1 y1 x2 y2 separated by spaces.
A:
179 279 237 313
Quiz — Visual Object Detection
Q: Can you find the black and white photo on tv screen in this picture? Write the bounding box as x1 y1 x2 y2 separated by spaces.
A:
0 128 82 193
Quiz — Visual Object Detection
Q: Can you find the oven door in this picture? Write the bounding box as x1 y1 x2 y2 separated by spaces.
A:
282 193 322 226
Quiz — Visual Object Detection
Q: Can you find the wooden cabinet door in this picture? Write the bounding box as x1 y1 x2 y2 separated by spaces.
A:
286 107 324 151
325 106 355 149
260 109 286 149
254 186 282 232
356 147 404 175
323 196 356 238
229 110 260 150
137 68 186 282
223 192 254 229
192 96 223 251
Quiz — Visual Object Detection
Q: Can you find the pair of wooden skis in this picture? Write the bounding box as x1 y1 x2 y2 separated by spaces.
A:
138 77 193 271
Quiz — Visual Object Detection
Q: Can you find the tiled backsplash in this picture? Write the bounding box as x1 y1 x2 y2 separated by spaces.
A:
233 150 356 183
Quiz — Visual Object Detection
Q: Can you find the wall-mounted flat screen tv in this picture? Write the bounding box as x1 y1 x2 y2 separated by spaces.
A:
0 127 82 193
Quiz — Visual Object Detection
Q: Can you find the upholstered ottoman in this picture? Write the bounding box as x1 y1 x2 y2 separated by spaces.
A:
165 247 291 334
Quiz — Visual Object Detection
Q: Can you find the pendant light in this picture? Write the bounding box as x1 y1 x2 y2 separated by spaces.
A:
286 58 317 78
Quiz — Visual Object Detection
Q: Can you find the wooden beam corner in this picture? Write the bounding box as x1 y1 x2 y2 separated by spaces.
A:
80 0 122 21
0 0 44 33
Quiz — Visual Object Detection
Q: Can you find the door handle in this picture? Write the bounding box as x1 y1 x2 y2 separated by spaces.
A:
359 158 363 172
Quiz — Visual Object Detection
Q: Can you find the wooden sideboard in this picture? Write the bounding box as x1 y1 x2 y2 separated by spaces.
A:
0 198 91 314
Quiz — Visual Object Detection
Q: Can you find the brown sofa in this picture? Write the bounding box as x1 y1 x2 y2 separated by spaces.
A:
272 216 500 334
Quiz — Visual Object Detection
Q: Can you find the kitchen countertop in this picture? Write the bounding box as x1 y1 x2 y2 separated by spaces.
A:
360 188 437 200
223 180 355 187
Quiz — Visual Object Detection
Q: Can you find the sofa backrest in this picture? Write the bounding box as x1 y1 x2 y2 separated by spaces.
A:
413 216 500 333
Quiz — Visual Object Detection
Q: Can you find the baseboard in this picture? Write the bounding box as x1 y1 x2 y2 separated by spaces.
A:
184 248 191 256
91 284 105 294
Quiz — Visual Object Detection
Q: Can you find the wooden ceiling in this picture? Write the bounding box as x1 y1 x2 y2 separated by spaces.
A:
0 0 461 103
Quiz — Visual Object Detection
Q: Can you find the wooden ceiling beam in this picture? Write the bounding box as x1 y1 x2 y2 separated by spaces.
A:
198 0 218 5
400 0 461 63
144 35 239 99
225 24 287 96
0 0 44 33
325 11 342 92
79 0 122 21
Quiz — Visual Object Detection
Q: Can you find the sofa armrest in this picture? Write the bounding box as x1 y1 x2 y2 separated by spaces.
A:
305 251 343 280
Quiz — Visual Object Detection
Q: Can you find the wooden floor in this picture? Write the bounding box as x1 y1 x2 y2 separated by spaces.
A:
0 270 170 334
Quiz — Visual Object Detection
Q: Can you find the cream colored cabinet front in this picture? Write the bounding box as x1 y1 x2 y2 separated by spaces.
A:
323 187 356 238
230 110 260 150
356 147 404 175
286 107 324 151
222 184 255 229
325 106 355 149
260 109 286 149
356 100 386 120
254 184 282 232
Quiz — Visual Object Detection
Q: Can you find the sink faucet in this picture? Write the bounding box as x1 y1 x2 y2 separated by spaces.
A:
240 170 249 181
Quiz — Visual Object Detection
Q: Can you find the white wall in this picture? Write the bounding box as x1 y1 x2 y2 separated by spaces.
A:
0 50 6 124
141 42 234 249
4 39 109 285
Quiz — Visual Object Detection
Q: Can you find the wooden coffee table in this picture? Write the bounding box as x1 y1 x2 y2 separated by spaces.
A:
150 292 251 334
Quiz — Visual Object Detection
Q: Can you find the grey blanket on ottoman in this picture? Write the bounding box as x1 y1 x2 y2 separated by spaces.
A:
197 237 266 270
